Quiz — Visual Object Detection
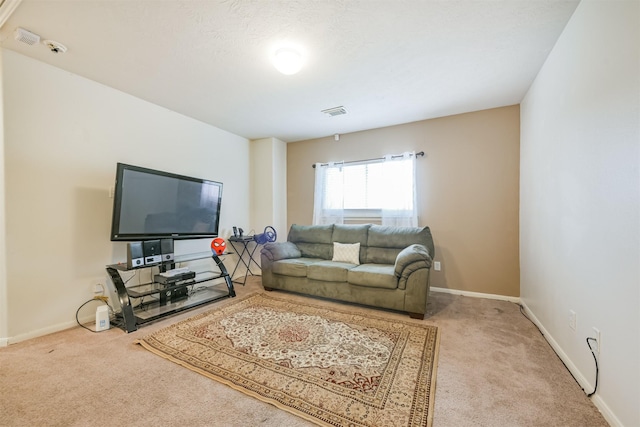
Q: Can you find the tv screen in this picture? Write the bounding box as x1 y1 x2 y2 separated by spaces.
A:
110 163 223 241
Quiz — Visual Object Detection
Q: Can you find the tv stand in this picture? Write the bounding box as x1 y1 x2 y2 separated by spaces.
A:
106 252 235 333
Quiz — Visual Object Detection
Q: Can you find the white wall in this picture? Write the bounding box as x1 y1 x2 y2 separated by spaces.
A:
520 1 639 426
0 49 8 346
272 137 287 238
250 137 287 239
1 49 251 342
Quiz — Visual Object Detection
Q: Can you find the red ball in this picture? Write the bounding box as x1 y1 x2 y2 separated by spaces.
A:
210 237 227 255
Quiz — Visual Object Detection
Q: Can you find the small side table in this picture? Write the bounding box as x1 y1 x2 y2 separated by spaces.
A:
228 236 262 285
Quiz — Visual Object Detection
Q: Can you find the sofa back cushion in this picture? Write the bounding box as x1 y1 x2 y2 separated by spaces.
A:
287 223 435 264
365 225 434 264
332 224 371 261
288 224 334 259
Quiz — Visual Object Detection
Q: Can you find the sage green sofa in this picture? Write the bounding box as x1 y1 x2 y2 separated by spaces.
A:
260 224 434 319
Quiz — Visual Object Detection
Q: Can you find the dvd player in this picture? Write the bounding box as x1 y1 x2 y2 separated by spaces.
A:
154 271 196 284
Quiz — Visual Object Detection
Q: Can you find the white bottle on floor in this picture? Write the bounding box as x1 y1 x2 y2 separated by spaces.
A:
95 305 110 332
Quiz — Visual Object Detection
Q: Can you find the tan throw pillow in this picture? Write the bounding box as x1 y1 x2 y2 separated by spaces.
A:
332 242 360 265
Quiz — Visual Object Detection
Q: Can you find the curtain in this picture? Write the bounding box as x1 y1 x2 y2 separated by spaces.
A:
312 152 418 226
381 152 418 227
312 162 344 225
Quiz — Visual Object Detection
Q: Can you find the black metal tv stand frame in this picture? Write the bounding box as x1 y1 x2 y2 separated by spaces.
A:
106 252 235 333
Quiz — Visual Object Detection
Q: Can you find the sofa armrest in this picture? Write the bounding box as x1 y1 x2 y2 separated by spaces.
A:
261 242 302 262
394 244 432 278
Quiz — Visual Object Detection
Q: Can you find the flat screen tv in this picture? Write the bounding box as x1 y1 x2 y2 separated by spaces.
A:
110 163 223 241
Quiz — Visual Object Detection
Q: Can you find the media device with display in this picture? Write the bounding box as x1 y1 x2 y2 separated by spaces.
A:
110 163 223 241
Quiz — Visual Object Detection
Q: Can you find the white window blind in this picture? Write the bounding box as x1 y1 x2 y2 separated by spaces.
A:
313 152 418 226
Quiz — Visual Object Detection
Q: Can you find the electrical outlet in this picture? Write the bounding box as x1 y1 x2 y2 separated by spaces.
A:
592 327 601 353
93 283 104 294
434 261 441 271
569 310 576 331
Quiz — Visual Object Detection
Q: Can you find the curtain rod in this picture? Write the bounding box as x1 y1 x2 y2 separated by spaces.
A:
312 151 424 168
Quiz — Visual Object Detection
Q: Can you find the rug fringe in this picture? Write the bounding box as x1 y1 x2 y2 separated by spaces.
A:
427 328 440 427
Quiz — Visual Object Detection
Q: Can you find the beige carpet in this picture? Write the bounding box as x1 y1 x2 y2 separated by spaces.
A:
0 277 608 427
137 292 439 427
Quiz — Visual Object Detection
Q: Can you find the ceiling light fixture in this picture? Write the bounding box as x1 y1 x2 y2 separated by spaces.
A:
272 47 304 75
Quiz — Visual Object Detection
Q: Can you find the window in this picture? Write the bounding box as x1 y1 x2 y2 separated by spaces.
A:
313 152 418 226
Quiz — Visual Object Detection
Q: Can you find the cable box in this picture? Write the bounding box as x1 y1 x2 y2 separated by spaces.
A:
154 271 196 284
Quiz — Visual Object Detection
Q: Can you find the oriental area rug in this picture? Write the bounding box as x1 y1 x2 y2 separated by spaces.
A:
136 292 440 427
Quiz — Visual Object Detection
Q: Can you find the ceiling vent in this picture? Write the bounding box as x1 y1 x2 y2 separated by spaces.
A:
321 106 347 117
14 27 39 45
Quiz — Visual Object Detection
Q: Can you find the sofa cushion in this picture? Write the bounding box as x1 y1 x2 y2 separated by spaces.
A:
365 225 434 264
272 258 324 277
308 261 357 282
332 224 370 244
394 244 432 277
295 243 333 260
289 224 334 243
366 247 402 265
333 224 370 261
289 224 334 259
261 242 302 261
332 242 361 265
347 264 398 289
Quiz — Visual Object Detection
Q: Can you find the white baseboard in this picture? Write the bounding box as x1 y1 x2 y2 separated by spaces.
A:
431 286 520 303
520 302 622 427
5 315 94 345
0 337 8 347
591 394 623 427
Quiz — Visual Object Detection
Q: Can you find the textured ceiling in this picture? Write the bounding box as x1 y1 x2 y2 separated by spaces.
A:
0 0 579 142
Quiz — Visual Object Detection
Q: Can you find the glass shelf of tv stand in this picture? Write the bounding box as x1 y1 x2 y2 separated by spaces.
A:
126 270 225 298
106 251 235 332
108 251 231 272
133 281 230 321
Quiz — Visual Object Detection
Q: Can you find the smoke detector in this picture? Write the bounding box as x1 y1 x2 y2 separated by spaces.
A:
321 106 347 117
14 27 40 45
42 39 67 54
